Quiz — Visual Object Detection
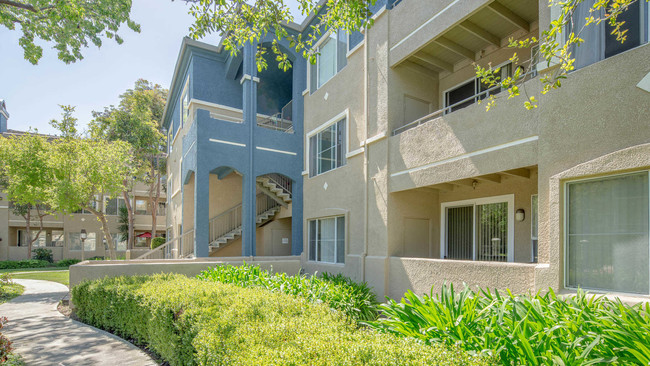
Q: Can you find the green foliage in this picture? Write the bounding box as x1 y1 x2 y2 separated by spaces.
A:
0 260 51 270
56 259 81 267
0 278 24 305
197 263 379 322
151 237 165 249
31 248 53 263
189 0 376 72
0 0 140 64
72 274 492 366
118 206 129 240
475 0 648 110
367 283 650 365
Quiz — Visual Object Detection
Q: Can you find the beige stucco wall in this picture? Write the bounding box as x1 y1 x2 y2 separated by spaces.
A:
388 257 538 299
69 256 302 288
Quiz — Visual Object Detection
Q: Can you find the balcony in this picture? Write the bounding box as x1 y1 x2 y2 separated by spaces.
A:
391 0 539 71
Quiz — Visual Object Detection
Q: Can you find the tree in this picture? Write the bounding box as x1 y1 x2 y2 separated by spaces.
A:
0 131 52 259
187 0 646 107
48 106 133 260
89 79 167 248
0 0 140 64
475 0 649 110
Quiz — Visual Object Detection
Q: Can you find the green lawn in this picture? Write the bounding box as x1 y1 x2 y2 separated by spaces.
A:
11 270 69 287
0 282 25 304
0 267 63 273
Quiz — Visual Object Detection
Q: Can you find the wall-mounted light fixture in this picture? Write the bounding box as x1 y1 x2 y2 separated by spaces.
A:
516 209 525 222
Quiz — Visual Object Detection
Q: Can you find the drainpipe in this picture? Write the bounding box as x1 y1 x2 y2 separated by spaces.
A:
361 24 370 283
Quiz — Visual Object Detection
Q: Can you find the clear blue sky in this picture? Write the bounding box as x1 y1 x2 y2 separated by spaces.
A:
0 0 210 135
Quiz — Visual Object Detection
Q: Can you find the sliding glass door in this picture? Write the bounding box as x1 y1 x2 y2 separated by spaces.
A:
566 172 650 294
443 195 514 262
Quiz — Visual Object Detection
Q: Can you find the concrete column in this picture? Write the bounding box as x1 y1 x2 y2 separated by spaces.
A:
241 41 258 257
193 169 210 257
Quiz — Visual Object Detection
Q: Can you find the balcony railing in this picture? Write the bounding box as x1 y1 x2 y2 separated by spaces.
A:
392 68 538 136
257 100 294 133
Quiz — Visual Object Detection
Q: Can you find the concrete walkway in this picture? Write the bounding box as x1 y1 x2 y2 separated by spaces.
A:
0 279 157 366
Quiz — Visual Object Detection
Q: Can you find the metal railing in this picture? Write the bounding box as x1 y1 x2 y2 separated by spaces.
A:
257 100 294 133
135 230 194 260
209 193 282 244
262 173 292 197
392 68 539 136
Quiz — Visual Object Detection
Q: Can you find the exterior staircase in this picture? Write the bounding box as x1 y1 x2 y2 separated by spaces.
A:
208 174 292 251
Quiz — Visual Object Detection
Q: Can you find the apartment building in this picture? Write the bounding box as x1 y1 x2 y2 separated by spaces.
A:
0 102 167 261
162 0 650 299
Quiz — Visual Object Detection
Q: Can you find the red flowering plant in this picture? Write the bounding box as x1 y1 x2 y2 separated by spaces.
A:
0 317 13 362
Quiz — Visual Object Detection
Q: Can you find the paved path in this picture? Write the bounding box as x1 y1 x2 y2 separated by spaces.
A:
0 279 157 366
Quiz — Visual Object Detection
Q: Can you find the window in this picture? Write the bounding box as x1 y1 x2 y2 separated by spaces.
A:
69 232 96 251
531 195 538 263
309 216 345 264
566 171 649 294
310 31 348 91
180 76 190 128
51 230 64 247
105 197 126 216
168 128 173 154
444 63 512 114
135 199 149 215
309 118 346 177
17 230 47 247
442 195 514 262
569 0 648 69
109 233 127 251
135 234 148 248
157 202 166 216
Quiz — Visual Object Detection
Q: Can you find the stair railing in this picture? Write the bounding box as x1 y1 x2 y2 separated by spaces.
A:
209 193 282 244
209 204 243 244
262 173 292 197
135 229 194 260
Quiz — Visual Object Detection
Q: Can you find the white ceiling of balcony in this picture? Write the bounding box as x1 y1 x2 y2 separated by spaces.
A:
404 0 538 74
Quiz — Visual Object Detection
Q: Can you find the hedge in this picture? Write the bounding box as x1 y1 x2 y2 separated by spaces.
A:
198 263 379 322
0 260 52 270
72 274 494 366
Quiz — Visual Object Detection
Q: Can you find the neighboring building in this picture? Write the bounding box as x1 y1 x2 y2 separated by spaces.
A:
0 103 167 261
162 0 650 299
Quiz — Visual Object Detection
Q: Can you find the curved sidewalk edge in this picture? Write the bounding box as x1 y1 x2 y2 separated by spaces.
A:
0 279 158 366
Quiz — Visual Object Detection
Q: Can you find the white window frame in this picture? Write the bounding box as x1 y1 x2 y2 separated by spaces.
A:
134 198 149 216
563 170 650 294
531 194 538 263
442 61 512 115
180 76 190 129
440 194 515 262
308 215 346 265
104 197 125 216
305 109 349 178
309 29 348 91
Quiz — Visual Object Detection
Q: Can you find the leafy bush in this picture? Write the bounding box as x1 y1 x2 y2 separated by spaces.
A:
151 237 165 249
32 248 53 263
56 259 81 267
198 263 379 322
367 284 650 365
0 259 51 270
72 274 492 366
0 317 13 363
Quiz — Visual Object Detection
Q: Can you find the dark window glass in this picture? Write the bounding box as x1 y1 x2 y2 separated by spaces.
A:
605 1 641 58
446 80 475 113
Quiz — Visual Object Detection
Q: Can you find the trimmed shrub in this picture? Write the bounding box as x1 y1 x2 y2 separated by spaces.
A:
0 259 51 270
56 259 81 267
367 284 650 365
198 264 379 322
72 274 493 366
32 248 53 263
151 237 165 249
